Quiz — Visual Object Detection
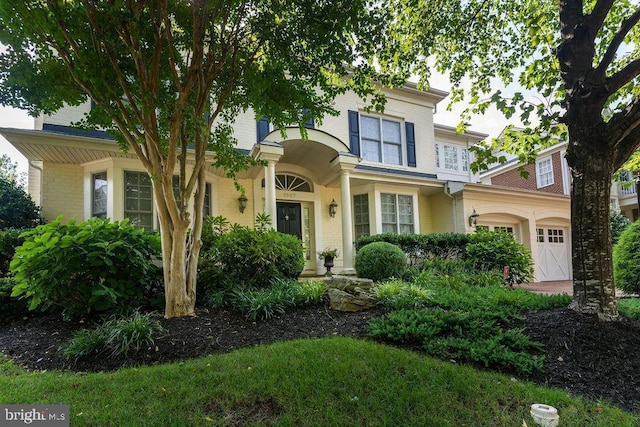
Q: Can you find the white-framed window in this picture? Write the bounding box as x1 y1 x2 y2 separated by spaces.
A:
536 228 545 243
353 194 370 239
124 171 154 230
204 183 212 217
381 193 414 234
92 171 108 219
360 115 403 165
547 228 564 243
536 157 554 188
436 143 469 172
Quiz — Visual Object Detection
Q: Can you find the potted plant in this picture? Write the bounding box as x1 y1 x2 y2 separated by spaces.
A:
318 248 339 276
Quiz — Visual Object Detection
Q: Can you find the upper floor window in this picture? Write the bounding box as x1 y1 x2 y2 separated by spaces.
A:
536 157 554 188
381 193 414 234
360 116 402 165
92 172 107 219
436 143 468 172
348 110 416 168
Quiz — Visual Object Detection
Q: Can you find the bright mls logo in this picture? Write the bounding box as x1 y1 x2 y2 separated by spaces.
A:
0 405 69 426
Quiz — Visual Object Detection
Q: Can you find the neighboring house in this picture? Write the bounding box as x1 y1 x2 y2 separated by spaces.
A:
0 82 570 281
613 170 639 221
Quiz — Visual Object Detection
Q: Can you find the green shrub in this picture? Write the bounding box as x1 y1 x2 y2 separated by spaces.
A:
374 278 433 310
611 209 632 245
465 229 534 285
355 233 470 266
618 298 640 320
10 217 162 318
356 241 407 283
614 221 640 294
368 308 544 375
0 277 29 324
0 227 26 277
199 225 304 291
226 279 326 321
416 261 504 289
63 310 164 359
0 176 42 229
293 280 327 305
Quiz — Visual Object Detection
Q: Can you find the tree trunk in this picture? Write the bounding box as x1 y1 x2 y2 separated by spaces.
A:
154 173 205 319
568 144 618 320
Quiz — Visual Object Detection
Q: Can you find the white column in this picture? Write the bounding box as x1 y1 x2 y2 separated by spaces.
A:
340 169 355 274
265 160 277 228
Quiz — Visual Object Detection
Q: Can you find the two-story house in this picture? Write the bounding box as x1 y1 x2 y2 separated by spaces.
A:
0 81 570 281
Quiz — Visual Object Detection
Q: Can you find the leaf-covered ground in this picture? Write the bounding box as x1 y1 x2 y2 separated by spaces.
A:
1 304 639 413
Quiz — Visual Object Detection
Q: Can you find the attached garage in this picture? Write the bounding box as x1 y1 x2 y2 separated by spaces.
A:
536 227 571 281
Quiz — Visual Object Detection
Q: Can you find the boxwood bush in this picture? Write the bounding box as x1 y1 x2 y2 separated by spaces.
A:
10 217 162 318
355 241 407 283
198 224 304 291
614 220 640 294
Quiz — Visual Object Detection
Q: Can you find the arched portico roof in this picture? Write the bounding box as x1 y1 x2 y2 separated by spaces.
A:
247 127 356 183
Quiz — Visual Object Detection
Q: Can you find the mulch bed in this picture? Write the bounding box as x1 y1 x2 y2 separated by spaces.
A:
1 304 639 413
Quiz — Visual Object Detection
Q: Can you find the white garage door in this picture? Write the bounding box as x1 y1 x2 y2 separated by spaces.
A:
537 228 571 281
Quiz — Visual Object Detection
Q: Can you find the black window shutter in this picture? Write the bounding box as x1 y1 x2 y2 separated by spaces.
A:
348 110 360 156
406 122 416 167
257 116 269 142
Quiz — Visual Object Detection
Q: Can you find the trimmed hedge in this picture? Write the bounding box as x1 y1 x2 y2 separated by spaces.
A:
355 233 469 266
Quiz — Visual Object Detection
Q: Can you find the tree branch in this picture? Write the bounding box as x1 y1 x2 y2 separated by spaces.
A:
610 96 640 168
586 0 615 40
595 5 640 79
607 57 640 95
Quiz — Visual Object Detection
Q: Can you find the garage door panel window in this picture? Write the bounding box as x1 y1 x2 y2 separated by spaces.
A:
547 228 564 243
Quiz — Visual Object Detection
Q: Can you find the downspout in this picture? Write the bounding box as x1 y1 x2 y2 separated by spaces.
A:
29 161 44 210
443 181 457 233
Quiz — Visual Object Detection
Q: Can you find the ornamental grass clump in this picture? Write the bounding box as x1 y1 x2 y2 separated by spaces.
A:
63 310 164 359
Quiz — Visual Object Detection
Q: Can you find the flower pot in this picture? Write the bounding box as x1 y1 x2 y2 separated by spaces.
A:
323 256 335 276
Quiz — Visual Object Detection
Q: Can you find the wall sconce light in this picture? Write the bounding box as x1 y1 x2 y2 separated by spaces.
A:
329 199 338 218
468 209 479 227
238 194 248 213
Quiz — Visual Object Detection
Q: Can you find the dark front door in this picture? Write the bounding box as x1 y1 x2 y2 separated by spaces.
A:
276 202 302 240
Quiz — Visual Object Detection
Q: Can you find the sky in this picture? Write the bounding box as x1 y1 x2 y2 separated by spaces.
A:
0 72 522 177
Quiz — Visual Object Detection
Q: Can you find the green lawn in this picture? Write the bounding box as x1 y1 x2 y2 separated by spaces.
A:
2 337 636 426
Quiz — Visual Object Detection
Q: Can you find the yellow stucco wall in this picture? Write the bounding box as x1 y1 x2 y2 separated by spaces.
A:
40 162 84 222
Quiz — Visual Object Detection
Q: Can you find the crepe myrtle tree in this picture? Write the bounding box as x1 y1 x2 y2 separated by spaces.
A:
379 0 640 320
0 0 392 318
